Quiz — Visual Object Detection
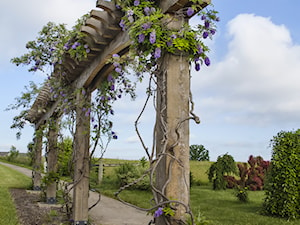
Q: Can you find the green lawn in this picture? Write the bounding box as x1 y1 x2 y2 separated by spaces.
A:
0 164 31 225
97 160 300 225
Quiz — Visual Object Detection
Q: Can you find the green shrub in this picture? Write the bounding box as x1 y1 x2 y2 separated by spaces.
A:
57 137 73 177
208 153 236 190
235 186 249 203
190 144 210 161
262 130 300 219
115 162 150 191
6 146 19 162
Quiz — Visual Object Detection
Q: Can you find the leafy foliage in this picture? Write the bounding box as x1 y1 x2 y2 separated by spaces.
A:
26 141 34 166
57 137 73 177
7 146 19 162
190 144 209 161
234 186 249 203
114 162 150 191
6 81 39 139
208 153 236 190
262 130 300 219
225 155 270 191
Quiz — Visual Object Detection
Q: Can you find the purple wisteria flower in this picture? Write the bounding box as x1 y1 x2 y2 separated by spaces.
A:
85 108 91 117
113 62 120 68
210 29 216 35
63 43 70 50
84 44 90 53
72 42 80 49
107 74 114 82
113 53 120 58
142 22 152 30
149 31 156 44
197 45 203 54
127 9 134 16
195 63 200 71
112 131 118 139
119 20 126 31
154 47 161 59
187 7 194 17
201 15 206 20
138 33 145 43
204 57 210 66
134 0 140 6
154 207 163 218
204 20 210 28
144 7 150 15
203 31 209 39
115 67 122 73
35 59 41 65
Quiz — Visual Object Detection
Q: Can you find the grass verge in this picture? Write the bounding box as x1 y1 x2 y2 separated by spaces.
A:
0 164 31 225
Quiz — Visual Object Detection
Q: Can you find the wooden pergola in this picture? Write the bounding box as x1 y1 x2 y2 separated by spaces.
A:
26 0 210 224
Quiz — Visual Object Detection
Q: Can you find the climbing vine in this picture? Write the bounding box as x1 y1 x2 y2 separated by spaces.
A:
9 0 219 224
107 1 219 224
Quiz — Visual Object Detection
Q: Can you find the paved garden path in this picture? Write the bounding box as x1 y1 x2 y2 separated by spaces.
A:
0 162 152 225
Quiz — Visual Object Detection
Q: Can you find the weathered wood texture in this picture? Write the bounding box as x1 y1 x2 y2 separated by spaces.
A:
155 15 190 225
32 127 43 190
73 89 91 223
46 116 59 204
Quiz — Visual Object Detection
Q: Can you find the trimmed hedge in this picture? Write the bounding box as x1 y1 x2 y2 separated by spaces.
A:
263 130 300 219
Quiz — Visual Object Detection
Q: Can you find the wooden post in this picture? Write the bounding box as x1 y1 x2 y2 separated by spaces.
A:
32 126 43 190
98 159 103 184
73 88 91 225
46 116 59 204
155 14 190 225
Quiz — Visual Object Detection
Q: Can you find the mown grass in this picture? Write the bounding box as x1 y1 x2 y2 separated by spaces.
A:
4 157 300 225
0 164 31 225
96 160 300 225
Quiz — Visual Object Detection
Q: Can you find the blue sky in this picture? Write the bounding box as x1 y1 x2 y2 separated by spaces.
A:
1 0 300 162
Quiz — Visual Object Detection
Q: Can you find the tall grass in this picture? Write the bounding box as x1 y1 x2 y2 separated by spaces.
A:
0 164 31 225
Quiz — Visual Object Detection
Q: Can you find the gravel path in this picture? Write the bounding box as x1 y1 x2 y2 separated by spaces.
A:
0 162 152 225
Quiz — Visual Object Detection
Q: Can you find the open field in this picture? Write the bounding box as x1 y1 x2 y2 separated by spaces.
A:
0 164 31 225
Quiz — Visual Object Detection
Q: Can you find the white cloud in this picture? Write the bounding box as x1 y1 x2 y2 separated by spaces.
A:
0 0 97 66
192 14 300 126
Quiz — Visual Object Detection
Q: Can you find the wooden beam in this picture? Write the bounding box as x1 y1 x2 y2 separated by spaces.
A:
73 31 129 90
160 0 210 13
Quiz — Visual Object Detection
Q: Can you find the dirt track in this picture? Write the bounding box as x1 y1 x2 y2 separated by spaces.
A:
0 162 152 225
